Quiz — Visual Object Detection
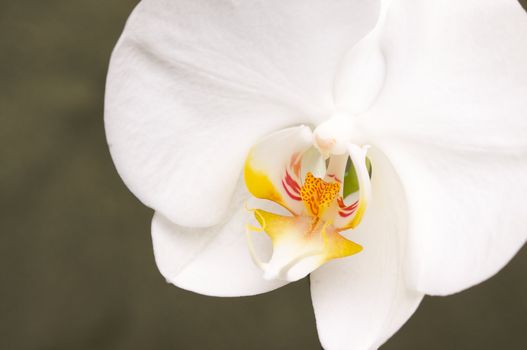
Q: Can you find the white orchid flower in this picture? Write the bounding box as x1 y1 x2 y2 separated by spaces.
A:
105 0 527 348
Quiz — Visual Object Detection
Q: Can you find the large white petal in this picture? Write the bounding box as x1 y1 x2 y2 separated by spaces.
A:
357 0 527 295
151 180 287 296
310 148 423 350
105 0 380 227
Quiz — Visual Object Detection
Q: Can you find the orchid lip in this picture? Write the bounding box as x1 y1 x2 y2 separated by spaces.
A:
243 125 372 281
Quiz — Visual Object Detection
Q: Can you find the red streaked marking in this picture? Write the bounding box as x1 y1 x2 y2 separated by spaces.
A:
326 174 342 183
282 179 301 201
284 170 301 194
338 209 357 218
338 197 358 211
290 152 302 178
338 198 358 217
281 152 304 201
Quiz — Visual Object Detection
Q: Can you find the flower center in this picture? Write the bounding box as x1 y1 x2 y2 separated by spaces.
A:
244 123 371 281
301 172 340 224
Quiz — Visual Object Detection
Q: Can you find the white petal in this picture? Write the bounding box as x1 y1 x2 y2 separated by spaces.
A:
310 148 423 350
358 0 527 295
152 181 287 297
334 29 386 115
105 0 380 227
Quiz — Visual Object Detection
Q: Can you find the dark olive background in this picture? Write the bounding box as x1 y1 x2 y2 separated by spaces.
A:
1 1 526 349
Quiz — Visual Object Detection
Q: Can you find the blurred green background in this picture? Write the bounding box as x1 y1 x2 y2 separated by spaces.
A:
1 1 526 349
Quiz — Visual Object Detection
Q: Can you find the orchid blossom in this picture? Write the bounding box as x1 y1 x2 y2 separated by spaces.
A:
105 0 527 349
